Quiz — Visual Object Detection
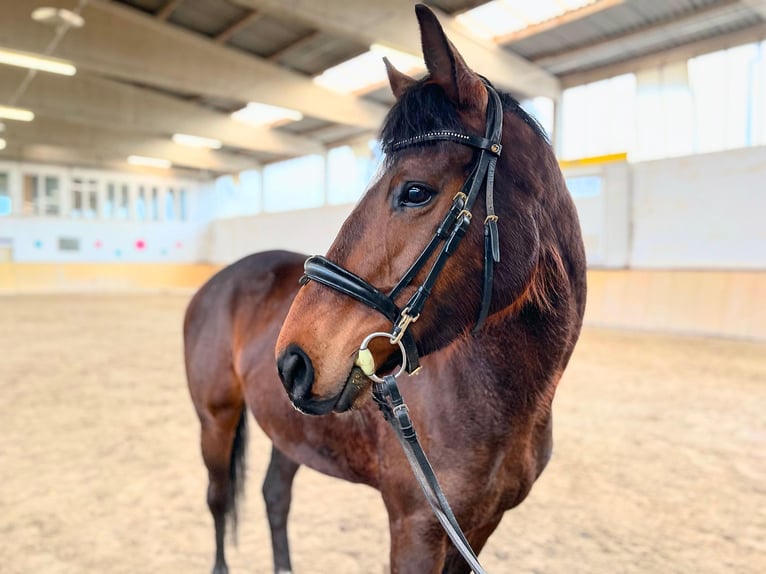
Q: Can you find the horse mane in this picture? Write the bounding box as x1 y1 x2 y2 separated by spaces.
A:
380 77 550 157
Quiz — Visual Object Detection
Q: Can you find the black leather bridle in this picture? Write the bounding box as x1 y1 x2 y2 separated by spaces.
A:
297 84 505 574
301 84 504 374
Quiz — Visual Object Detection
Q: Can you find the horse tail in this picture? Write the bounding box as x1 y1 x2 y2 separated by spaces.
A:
228 405 248 543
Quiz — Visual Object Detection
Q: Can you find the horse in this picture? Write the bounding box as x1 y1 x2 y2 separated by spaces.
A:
185 5 586 574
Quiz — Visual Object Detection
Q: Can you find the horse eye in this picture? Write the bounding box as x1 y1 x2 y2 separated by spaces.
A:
400 184 434 207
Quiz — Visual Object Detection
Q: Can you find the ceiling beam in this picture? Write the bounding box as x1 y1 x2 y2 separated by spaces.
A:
268 30 323 62
230 0 561 99
156 0 184 22
0 67 323 157
496 0 625 44
740 0 766 20
560 20 766 87
214 10 264 44
534 0 747 75
3 116 259 173
0 0 389 130
1 142 215 180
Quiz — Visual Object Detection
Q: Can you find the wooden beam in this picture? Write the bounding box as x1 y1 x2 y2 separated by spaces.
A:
267 30 323 62
214 10 264 44
230 0 560 98
1 0 389 129
156 0 184 21
496 0 625 44
0 67 324 157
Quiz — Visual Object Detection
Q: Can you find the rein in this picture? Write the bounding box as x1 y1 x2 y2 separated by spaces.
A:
299 85 504 573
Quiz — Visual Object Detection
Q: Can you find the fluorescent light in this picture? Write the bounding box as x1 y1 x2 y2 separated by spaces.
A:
0 47 76 76
231 102 303 126
127 155 172 168
0 105 35 122
172 133 222 149
0 138 6 151
314 44 424 94
456 0 596 40
31 7 85 28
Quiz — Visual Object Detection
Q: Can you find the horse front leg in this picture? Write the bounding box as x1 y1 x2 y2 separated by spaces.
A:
262 446 300 574
387 512 449 574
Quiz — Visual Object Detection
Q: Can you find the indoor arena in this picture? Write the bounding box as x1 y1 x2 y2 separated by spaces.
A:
1 1 764 574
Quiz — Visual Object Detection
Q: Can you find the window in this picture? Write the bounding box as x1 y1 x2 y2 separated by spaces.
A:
117 184 129 220
149 187 159 221
165 188 176 220
136 186 146 221
263 155 324 212
22 175 39 215
560 74 635 160
71 177 98 219
44 176 60 216
689 43 762 153
104 183 115 218
0 172 10 216
326 145 375 205
179 188 187 221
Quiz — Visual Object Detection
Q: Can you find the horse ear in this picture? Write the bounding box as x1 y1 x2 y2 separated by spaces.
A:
384 57 416 100
415 4 485 110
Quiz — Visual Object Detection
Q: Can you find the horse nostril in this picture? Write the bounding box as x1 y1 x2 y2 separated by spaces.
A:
277 344 314 400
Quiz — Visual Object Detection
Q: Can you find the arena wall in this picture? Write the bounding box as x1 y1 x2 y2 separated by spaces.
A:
2 148 764 339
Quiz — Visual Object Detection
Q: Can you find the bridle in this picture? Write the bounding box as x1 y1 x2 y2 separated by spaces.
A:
297 84 505 574
300 84 504 375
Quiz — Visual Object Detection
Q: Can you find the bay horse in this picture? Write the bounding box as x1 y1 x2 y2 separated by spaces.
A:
185 5 586 574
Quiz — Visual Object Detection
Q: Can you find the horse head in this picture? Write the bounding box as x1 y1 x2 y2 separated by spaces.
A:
276 5 582 415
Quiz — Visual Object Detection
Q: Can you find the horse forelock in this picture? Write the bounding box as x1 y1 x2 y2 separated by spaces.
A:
380 78 550 160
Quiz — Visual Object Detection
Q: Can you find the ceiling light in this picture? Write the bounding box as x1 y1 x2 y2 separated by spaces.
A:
456 0 596 40
127 155 172 169
0 47 76 76
231 102 303 126
172 133 223 149
31 7 85 28
0 105 35 122
0 138 6 151
313 44 424 94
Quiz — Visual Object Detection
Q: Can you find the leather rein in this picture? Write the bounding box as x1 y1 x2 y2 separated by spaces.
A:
299 85 504 574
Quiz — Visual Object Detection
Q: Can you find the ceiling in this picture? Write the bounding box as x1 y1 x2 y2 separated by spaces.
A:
0 0 764 177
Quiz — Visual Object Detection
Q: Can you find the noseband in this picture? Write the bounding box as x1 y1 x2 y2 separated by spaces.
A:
301 84 504 375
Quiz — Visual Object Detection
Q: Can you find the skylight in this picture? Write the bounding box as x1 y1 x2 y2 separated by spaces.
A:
172 133 222 149
127 155 171 169
313 44 425 94
456 0 596 40
231 102 304 126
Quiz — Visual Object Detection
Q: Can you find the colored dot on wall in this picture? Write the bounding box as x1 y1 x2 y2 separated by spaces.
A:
34 240 43 249
94 240 103 249
135 239 146 250
115 249 122 257
161 248 168 256
175 241 183 249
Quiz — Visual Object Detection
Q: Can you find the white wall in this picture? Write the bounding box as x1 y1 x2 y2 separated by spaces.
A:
208 146 766 272
631 146 766 269
0 160 212 263
209 204 355 263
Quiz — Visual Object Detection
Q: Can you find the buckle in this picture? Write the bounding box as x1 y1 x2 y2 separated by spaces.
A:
391 307 420 345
